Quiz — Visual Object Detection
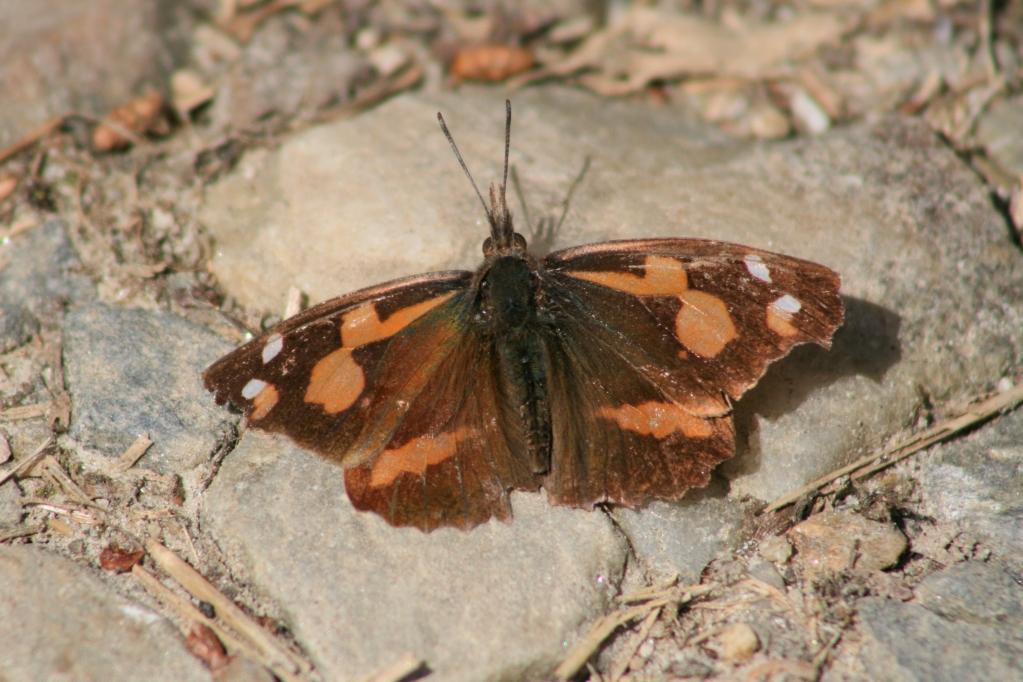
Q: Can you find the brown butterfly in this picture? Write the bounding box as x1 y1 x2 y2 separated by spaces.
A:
204 101 844 531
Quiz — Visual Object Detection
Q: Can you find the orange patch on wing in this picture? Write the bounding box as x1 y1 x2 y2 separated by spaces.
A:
567 256 736 358
342 292 456 348
766 306 799 337
598 402 714 439
369 427 474 488
304 292 457 415
567 255 688 296
250 383 280 421
676 290 737 358
305 348 364 414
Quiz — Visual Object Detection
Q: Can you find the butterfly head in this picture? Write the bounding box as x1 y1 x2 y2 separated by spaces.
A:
481 181 528 256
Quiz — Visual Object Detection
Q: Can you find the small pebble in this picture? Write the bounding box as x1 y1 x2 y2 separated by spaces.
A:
718 622 759 662
758 534 793 564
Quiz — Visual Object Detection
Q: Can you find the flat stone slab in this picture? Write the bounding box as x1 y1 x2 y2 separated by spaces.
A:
0 545 208 681
0 0 181 149
202 431 627 681
855 561 1023 682
910 398 1023 571
193 87 1023 674
0 220 93 317
611 491 749 583
200 87 1023 506
64 302 235 474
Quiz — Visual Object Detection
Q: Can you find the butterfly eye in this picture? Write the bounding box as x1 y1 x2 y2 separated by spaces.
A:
513 233 527 250
482 237 494 255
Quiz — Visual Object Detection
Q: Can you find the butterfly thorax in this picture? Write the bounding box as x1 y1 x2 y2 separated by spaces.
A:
479 250 553 475
485 254 534 331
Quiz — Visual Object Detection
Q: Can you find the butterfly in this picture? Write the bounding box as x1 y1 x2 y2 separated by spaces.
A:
204 101 844 532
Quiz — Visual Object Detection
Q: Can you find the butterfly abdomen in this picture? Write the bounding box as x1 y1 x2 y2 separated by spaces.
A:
483 255 553 474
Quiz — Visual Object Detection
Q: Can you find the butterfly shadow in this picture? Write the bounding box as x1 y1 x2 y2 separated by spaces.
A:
727 295 903 483
510 157 592 256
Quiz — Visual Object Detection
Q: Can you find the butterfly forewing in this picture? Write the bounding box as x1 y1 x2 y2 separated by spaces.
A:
205 268 545 530
538 238 843 507
204 271 474 465
544 238 843 399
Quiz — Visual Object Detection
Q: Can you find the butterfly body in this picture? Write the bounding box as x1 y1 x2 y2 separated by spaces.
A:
477 248 553 475
204 104 844 531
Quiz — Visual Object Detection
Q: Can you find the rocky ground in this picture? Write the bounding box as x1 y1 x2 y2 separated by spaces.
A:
1 2 1021 681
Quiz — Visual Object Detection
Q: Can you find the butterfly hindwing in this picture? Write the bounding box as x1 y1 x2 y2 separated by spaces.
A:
539 238 843 507
343 324 543 530
543 315 736 507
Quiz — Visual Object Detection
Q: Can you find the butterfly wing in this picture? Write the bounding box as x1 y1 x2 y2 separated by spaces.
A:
342 322 542 530
539 238 844 507
204 270 540 530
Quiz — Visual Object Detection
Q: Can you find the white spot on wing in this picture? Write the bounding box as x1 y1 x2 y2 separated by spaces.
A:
744 254 772 283
773 294 802 314
262 333 283 364
241 378 267 400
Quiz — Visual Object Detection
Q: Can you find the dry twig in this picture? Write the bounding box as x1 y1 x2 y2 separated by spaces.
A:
0 403 50 422
145 539 312 680
0 523 45 543
39 455 95 507
132 563 269 669
555 583 712 680
0 216 41 241
22 498 105 525
764 382 1023 513
608 605 661 682
116 434 154 471
0 116 64 165
0 436 52 487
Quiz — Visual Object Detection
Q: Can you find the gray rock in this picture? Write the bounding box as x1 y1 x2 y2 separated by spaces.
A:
913 407 1023 569
0 303 38 352
208 8 368 133
915 561 1022 624
0 478 22 527
202 431 628 682
199 87 1023 503
856 561 1023 682
0 545 208 681
197 89 1022 677
976 95 1023 179
63 302 234 473
0 220 92 316
0 0 188 149
611 490 748 582
788 510 907 582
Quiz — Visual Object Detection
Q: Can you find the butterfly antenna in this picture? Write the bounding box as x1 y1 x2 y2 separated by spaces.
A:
500 99 511 219
437 112 493 225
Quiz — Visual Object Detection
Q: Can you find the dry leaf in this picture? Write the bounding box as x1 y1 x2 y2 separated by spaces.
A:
0 174 17 203
221 0 328 43
525 7 854 95
186 622 230 671
171 70 216 116
92 91 166 152
99 545 145 573
925 77 1005 145
451 45 535 82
